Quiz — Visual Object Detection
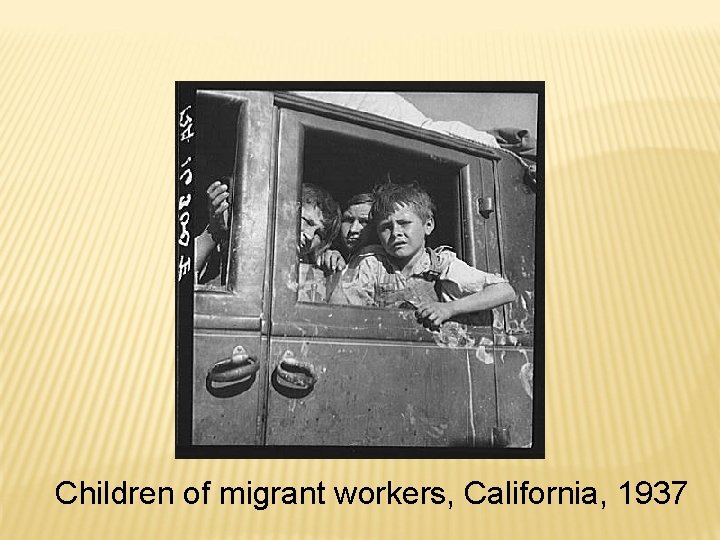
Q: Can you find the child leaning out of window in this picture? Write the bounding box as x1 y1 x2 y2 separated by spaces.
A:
330 182 515 329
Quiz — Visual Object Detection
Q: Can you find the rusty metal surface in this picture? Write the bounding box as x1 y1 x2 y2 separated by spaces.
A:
494 347 534 448
273 92 502 161
270 307 494 343
193 332 265 445
481 159 502 276
194 91 274 324
264 338 497 446
495 154 535 335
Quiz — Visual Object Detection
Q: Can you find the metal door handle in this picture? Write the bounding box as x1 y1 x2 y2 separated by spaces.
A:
274 350 318 391
478 196 494 218
206 346 259 384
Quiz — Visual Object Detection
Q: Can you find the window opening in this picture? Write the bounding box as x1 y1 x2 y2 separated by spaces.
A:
296 127 464 309
193 94 241 288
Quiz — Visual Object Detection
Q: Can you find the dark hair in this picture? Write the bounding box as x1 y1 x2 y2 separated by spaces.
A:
345 192 373 209
370 182 435 223
301 183 341 253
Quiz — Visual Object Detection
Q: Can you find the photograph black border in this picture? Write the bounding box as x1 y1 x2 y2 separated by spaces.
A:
176 81 545 459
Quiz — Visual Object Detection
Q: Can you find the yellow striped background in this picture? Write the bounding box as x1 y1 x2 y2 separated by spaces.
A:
1 15 718 540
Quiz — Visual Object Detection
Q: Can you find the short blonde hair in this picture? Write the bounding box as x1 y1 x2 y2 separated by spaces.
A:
370 182 435 223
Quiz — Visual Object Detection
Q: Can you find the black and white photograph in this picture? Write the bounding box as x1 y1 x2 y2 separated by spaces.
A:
176 84 544 457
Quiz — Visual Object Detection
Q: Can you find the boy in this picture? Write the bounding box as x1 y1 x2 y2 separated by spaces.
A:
331 182 515 329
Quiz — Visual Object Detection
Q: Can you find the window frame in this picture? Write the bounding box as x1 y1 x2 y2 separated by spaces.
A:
270 107 500 342
193 90 274 330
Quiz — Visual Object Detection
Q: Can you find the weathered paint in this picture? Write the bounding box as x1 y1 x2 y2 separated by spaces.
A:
475 345 494 365
193 90 274 322
494 347 534 448
193 332 264 445
264 338 497 446
519 361 533 399
431 321 476 348
472 336 495 365
495 154 536 335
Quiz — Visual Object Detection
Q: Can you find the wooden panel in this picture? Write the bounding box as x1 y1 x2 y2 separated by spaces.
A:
495 347 534 448
192 332 265 445
265 338 497 447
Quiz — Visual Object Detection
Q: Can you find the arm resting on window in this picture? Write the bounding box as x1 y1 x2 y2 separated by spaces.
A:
416 282 516 327
446 281 516 317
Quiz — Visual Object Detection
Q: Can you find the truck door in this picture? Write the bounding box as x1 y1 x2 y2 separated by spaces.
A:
265 107 503 446
493 153 537 448
189 91 273 445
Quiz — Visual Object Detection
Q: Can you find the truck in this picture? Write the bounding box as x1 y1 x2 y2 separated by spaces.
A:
176 87 542 455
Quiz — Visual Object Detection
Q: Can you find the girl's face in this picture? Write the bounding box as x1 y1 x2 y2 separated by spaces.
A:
299 203 325 257
340 202 372 253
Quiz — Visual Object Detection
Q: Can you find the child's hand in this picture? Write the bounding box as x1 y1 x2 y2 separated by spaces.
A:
207 181 230 237
315 249 346 273
415 301 455 329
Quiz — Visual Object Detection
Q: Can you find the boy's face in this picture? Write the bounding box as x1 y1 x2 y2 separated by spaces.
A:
340 202 372 253
376 204 434 265
299 203 325 257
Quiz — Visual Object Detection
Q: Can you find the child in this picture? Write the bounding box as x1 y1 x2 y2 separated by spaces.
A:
331 182 516 329
315 192 375 273
296 183 341 302
195 179 231 285
297 183 341 262
196 181 340 301
340 192 374 256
